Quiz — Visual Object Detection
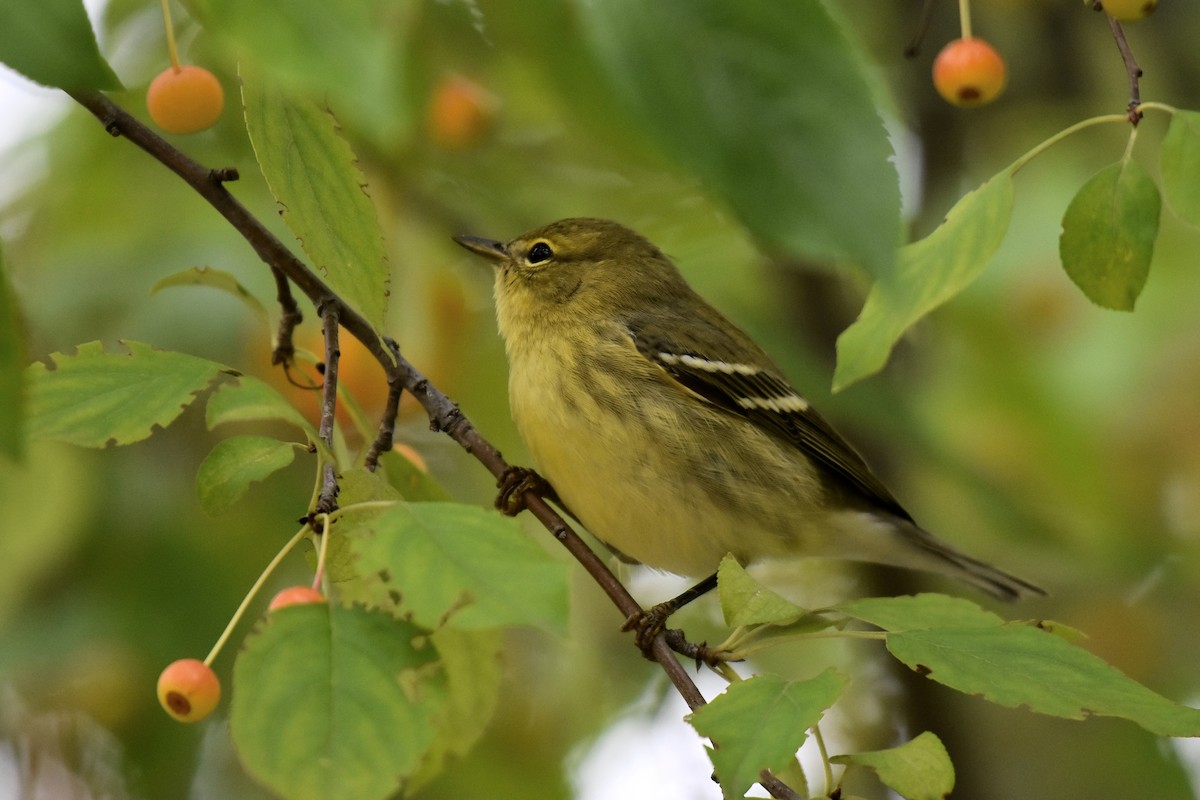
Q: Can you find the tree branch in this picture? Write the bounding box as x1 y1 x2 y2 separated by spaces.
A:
66 89 796 798
1097 2 1143 124
316 302 340 514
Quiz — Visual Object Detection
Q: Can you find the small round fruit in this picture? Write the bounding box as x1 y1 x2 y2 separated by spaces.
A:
1101 0 1158 22
932 37 1007 107
157 658 221 723
426 74 498 150
268 586 326 612
147 65 225 134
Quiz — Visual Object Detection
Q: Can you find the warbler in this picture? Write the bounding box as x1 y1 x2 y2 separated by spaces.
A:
455 218 1042 622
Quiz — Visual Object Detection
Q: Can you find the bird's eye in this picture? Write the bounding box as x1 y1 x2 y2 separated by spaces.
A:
527 242 554 264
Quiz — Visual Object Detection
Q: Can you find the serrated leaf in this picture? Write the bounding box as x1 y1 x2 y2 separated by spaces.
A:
231 604 444 800
196 435 298 515
834 169 1014 390
578 0 899 278
25 341 226 447
718 556 809 627
1059 160 1160 310
831 731 954 800
0 0 121 90
353 502 568 634
151 267 271 336
839 593 1004 632
205 375 313 435
689 670 845 799
1161 110 1200 228
885 624 1200 737
0 245 24 461
242 71 390 328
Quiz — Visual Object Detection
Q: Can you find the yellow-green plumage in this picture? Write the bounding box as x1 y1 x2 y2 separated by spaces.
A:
456 218 1041 600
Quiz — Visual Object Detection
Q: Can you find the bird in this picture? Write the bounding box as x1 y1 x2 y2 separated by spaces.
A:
454 218 1043 638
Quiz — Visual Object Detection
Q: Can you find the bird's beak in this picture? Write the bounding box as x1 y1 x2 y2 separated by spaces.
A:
453 234 507 263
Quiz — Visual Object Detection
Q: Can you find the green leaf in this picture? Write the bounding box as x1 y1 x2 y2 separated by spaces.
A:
151 267 272 336
0 0 121 90
1161 110 1200 228
25 341 226 447
352 502 569 634
1059 159 1160 310
231 604 444 800
885 624 1200 737
0 244 25 461
839 593 1004 632
205 375 313 435
689 670 845 799
242 71 390 328
578 0 899 278
831 731 954 800
196 435 298 515
835 169 1014 390
717 556 809 627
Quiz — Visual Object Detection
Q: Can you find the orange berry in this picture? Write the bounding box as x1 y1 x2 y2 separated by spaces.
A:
147 65 224 134
1101 0 1158 22
268 586 326 611
932 37 1007 107
426 74 498 150
157 658 221 722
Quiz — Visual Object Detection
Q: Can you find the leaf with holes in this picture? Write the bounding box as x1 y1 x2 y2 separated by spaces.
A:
232 604 443 800
26 341 227 447
352 502 568 634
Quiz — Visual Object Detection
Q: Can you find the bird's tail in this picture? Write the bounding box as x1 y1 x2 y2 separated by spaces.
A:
905 522 1045 601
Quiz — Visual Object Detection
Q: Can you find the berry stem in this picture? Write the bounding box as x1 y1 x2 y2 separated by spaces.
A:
159 0 181 70
1009 112 1128 175
203 524 311 666
311 512 332 589
958 0 973 39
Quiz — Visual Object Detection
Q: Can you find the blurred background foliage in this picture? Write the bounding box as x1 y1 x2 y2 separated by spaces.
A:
2 0 1200 798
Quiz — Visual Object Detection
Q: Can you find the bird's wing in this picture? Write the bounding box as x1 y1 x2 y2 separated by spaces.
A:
627 316 912 521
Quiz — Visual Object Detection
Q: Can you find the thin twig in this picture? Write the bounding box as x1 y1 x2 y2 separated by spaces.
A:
1100 4 1144 124
67 89 797 798
364 337 404 471
316 303 340 514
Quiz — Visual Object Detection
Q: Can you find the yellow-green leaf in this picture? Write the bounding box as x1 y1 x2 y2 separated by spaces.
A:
834 169 1014 390
831 731 954 800
242 71 390 328
196 435 299 515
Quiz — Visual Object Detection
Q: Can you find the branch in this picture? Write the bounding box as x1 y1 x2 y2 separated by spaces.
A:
1097 2 1144 124
66 89 796 798
316 302 340 514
